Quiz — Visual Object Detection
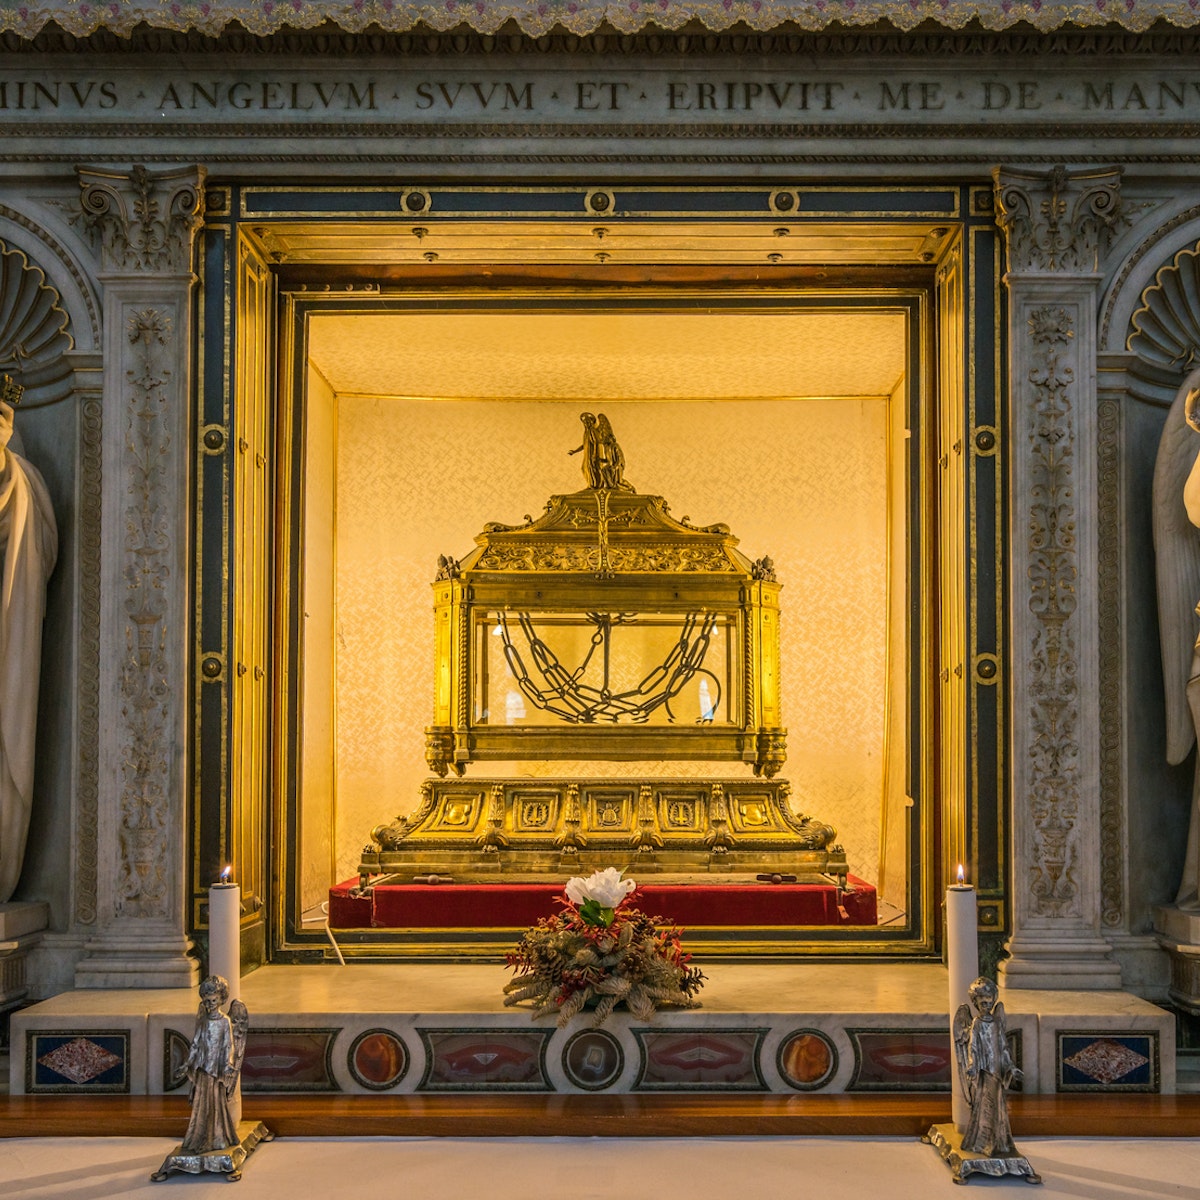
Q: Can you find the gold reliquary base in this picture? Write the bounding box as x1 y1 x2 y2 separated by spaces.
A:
358 777 847 889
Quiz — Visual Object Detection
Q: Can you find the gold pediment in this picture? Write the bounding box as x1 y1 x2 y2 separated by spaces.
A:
463 487 749 576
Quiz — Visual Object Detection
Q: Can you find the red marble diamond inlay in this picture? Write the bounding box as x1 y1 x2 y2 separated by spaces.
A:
1063 1039 1149 1085
37 1037 122 1084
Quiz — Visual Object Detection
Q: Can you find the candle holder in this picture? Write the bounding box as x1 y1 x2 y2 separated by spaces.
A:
151 974 273 1183
923 976 1041 1186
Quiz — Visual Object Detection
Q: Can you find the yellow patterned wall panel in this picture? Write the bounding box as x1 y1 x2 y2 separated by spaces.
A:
327 396 901 890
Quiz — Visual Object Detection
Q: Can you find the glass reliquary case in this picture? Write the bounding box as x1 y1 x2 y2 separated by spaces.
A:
358 414 847 888
424 458 785 780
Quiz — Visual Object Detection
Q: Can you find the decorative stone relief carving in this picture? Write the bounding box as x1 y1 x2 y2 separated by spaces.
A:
0 241 73 402
994 162 1122 988
1 3 1198 41
1128 243 1200 371
1025 304 1081 920
10 24 1200 58
0 204 100 348
70 164 205 985
1102 209 1200 348
78 166 205 275
75 393 102 926
1096 397 1123 930
993 166 1124 275
116 306 174 919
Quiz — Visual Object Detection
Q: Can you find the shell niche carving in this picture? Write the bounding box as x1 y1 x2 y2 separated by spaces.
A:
1128 243 1200 373
0 241 73 403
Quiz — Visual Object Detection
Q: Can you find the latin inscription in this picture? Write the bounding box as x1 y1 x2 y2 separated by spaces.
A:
4 72 1200 121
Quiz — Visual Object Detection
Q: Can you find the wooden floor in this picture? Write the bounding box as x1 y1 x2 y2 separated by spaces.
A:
2 1093 1199 1139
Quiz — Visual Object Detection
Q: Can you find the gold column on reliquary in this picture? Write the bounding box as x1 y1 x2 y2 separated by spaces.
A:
356 412 849 891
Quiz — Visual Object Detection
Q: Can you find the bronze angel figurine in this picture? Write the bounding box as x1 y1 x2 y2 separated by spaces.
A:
569 411 633 492
929 975 1039 1183
153 973 272 1181
180 974 248 1154
952 976 1020 1159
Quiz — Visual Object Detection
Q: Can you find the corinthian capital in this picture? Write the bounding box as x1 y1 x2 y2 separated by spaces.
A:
78 165 207 275
993 165 1124 275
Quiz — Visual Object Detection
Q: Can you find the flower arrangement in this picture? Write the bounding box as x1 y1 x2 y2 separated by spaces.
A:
502 868 706 1027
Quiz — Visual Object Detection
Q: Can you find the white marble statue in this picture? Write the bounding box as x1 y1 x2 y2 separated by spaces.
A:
0 398 58 904
1153 365 1200 908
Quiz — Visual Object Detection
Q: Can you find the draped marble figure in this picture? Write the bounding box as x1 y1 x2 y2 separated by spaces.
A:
0 398 57 904
1152 365 1200 907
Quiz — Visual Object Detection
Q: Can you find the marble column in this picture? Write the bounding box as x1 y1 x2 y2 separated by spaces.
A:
73 165 205 988
994 166 1123 989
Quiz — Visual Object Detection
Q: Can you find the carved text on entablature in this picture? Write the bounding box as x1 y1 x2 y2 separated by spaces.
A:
5 70 1200 126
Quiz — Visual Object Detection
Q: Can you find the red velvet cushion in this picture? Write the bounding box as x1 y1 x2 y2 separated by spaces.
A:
328 876 877 929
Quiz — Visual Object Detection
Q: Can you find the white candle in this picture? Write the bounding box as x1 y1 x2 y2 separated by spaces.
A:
208 867 241 1001
946 864 979 1133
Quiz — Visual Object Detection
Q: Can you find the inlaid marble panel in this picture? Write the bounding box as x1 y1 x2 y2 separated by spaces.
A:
347 1028 410 1091
1057 1032 1159 1093
777 1029 838 1091
847 1029 954 1092
418 1028 551 1090
633 1028 767 1090
28 1032 129 1094
239 1028 340 1092
561 1029 625 1091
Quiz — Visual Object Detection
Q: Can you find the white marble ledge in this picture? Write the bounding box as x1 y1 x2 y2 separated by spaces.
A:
18 986 196 1019
0 901 48 941
15 962 1174 1023
215 962 959 1017
1003 984 1171 1022
1002 988 1170 1021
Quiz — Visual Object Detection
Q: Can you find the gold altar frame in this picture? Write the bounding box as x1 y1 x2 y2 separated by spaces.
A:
277 284 934 960
191 193 1005 963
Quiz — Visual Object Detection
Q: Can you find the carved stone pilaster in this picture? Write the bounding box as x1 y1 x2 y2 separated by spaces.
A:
1096 397 1124 933
995 166 1122 990
69 352 104 930
74 165 204 989
1023 304 1083 921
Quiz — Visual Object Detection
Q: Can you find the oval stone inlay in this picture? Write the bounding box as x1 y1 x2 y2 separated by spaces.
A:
778 1030 836 1090
563 1029 623 1091
348 1029 408 1091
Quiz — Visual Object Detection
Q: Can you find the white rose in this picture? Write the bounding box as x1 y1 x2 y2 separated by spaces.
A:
565 867 635 908
564 876 590 906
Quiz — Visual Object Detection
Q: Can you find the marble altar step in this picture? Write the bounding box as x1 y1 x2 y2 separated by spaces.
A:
9 963 1175 1097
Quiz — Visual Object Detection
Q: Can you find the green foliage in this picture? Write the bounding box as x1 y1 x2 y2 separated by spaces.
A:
577 899 614 927
503 896 706 1028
